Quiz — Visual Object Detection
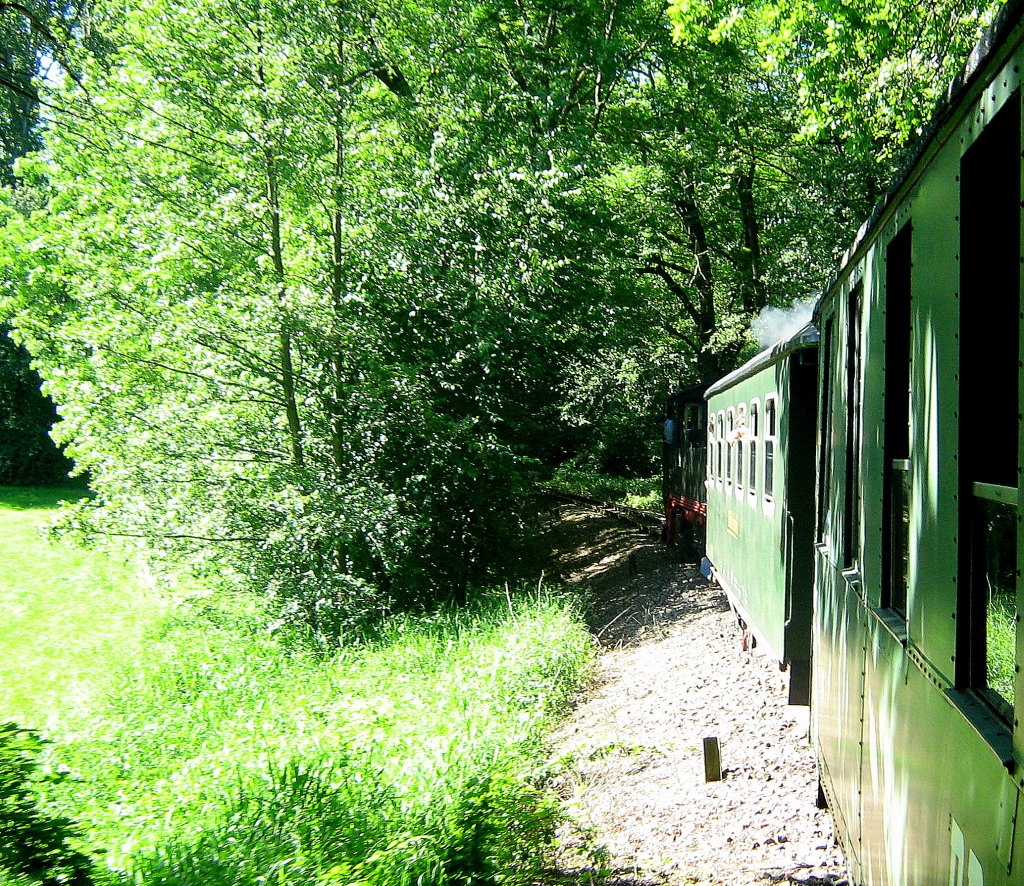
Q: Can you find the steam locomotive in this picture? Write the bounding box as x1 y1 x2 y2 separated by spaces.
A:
664 2 1024 881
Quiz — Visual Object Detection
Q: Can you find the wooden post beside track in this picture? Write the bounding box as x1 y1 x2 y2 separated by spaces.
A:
703 736 722 782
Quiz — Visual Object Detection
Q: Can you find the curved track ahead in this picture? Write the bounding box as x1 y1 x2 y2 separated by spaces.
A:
541 488 663 536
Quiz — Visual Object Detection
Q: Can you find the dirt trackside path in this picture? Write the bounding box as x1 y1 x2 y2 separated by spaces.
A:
540 503 849 886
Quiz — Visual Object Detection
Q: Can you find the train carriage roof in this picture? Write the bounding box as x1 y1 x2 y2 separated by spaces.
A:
705 323 819 399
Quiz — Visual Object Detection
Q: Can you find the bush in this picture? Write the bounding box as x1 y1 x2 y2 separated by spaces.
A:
0 723 97 886
546 462 660 510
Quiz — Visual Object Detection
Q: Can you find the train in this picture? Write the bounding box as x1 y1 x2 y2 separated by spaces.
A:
661 384 707 558
663 2 1024 882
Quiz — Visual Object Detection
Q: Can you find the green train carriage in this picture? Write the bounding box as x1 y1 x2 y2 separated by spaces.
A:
704 325 818 705
811 1 1024 881
663 385 709 557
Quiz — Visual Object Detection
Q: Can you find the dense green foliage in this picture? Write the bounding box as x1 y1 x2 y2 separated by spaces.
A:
671 0 1006 164
0 4 43 183
1 489 594 886
0 0 1007 631
0 0 81 487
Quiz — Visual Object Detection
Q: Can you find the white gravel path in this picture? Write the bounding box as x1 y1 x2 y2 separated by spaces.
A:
542 505 849 886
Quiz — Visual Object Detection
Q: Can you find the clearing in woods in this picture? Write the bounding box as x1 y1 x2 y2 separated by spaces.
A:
542 503 849 886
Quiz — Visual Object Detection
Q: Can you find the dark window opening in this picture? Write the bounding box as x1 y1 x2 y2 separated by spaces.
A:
958 90 1021 716
883 224 912 615
817 318 835 542
749 402 759 499
736 405 746 494
765 397 777 501
726 410 734 484
844 284 863 569
708 419 715 481
717 413 724 481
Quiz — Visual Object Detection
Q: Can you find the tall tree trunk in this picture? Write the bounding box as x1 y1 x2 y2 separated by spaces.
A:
330 2 347 474
674 180 719 380
266 152 305 468
254 18 305 469
735 161 766 314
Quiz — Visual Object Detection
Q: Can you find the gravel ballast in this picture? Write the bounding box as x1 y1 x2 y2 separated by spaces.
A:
542 504 849 886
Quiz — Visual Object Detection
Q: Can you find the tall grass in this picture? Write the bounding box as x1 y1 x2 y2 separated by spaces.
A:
1 488 595 886
987 592 1016 707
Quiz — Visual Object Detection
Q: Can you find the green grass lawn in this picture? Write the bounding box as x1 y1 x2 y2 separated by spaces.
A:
0 486 170 730
0 486 594 886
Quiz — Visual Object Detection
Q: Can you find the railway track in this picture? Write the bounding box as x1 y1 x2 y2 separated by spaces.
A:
540 488 664 536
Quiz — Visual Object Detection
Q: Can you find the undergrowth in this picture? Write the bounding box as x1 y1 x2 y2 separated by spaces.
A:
2 487 596 886
545 465 659 511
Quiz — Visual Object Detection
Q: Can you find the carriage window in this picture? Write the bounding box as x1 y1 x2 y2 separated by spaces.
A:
717 412 725 485
817 317 835 543
707 418 715 481
735 404 746 496
958 89 1020 716
844 284 863 569
726 408 734 486
736 439 744 495
884 224 912 615
764 396 777 502
749 401 759 504
973 493 1017 709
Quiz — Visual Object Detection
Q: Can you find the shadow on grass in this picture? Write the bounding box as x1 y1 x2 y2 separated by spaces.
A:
545 869 667 886
0 722 103 886
0 484 91 511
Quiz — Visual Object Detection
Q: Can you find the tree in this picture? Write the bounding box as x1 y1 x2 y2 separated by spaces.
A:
1 0 647 629
0 0 90 485
4 0 1003 633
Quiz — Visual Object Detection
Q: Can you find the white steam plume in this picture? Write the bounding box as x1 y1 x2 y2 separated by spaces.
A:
750 296 817 350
